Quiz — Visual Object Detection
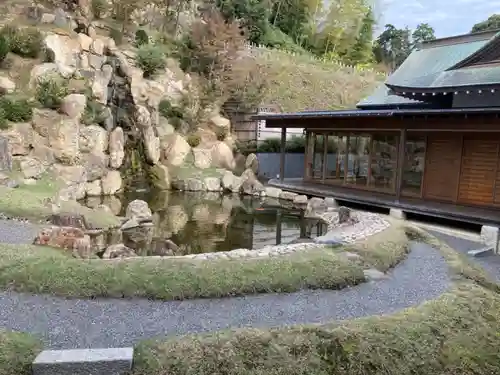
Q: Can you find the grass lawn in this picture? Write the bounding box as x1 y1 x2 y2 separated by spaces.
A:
0 224 409 300
0 173 120 229
3 225 500 375
129 226 500 375
0 329 41 375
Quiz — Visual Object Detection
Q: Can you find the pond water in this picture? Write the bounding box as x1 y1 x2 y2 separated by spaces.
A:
84 190 327 255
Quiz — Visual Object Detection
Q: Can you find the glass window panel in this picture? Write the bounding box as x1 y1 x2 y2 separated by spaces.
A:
324 135 346 184
369 133 398 192
345 134 371 187
401 135 426 197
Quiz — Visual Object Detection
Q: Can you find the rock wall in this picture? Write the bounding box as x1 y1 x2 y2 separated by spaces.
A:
0 3 254 199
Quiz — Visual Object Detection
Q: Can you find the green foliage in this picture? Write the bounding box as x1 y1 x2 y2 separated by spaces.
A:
136 44 166 77
215 128 227 141
471 14 500 33
186 133 201 148
343 9 375 65
0 25 43 59
109 28 123 45
135 29 149 47
0 96 33 122
215 0 271 44
159 99 183 119
373 22 435 69
0 107 8 129
35 76 69 110
0 35 9 64
412 23 436 47
261 26 307 53
82 99 107 125
91 0 108 19
269 0 309 44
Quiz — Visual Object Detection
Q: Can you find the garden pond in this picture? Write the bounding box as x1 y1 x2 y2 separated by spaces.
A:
84 190 327 256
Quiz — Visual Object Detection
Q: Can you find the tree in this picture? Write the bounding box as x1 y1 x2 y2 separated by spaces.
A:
306 0 369 56
343 8 375 65
471 14 500 33
215 0 271 44
412 23 435 47
269 0 309 43
373 24 411 70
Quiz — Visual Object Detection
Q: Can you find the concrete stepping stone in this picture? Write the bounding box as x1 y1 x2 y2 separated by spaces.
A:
32 347 133 375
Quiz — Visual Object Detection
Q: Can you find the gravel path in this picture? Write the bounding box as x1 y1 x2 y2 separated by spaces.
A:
0 219 41 244
0 241 450 349
427 230 500 283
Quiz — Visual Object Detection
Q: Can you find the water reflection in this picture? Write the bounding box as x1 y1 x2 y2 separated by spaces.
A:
86 190 327 255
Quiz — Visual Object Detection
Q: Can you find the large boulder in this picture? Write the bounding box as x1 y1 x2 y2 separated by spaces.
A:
126 199 152 220
101 170 122 195
19 156 46 179
192 147 212 169
208 114 230 132
109 127 125 169
245 153 259 174
149 164 170 190
0 76 15 94
32 109 80 163
60 94 86 119
33 226 93 259
81 152 107 181
79 125 108 154
143 127 160 164
161 133 191 166
43 34 82 77
211 141 235 170
221 171 242 193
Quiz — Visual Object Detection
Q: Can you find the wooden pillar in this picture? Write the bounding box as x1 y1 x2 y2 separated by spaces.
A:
303 131 310 180
344 135 350 183
275 209 282 245
279 127 286 182
321 134 328 183
395 128 407 201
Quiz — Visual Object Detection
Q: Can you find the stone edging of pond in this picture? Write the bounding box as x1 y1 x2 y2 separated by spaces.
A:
102 206 391 261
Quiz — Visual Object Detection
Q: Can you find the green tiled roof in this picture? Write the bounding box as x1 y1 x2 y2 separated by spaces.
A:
421 66 500 88
356 84 424 108
386 39 490 87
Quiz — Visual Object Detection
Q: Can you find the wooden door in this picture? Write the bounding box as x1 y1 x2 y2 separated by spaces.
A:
458 136 499 206
423 135 462 202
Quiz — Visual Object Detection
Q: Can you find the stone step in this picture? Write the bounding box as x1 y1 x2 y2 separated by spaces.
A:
32 347 133 375
467 247 494 258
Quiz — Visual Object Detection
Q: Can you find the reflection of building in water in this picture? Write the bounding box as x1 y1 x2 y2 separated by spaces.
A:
252 209 327 248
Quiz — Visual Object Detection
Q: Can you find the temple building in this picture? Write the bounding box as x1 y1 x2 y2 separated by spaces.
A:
254 29 500 225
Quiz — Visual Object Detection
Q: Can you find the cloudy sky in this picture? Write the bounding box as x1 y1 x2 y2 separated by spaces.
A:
377 0 498 37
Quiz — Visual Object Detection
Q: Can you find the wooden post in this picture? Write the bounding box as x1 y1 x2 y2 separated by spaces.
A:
303 131 310 180
322 134 328 183
344 135 350 183
280 127 286 182
312 133 317 179
395 128 407 201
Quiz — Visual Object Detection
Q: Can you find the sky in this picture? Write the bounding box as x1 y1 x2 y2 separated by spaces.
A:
377 0 499 37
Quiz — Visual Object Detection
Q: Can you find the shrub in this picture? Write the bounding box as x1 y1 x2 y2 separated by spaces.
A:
0 107 8 129
215 128 227 141
35 76 69 109
82 99 107 125
0 96 33 122
91 0 108 19
186 133 201 148
136 44 166 77
0 35 9 64
1 26 43 58
109 28 123 45
135 29 149 47
159 99 184 119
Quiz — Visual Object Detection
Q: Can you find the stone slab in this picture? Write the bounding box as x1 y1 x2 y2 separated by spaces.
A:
389 208 406 220
480 225 499 254
467 247 494 258
32 347 134 375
